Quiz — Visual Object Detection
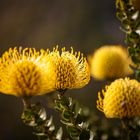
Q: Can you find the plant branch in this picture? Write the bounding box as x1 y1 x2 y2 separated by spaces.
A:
122 118 139 140
21 98 63 140
54 91 93 140
116 0 140 80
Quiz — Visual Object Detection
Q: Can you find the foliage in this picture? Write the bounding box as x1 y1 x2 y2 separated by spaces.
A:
115 0 140 139
0 0 140 140
116 0 140 80
21 100 63 140
54 92 94 140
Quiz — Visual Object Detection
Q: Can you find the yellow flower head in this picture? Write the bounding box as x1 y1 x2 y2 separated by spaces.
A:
0 47 55 97
97 78 140 118
48 46 90 91
89 45 133 80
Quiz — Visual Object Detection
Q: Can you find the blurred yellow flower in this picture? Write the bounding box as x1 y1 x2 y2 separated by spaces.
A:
97 78 140 118
89 45 133 80
0 47 55 97
48 47 90 91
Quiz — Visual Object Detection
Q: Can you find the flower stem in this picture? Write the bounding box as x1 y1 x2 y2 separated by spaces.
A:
22 98 61 140
115 0 140 80
122 118 139 140
54 91 92 140
22 97 31 109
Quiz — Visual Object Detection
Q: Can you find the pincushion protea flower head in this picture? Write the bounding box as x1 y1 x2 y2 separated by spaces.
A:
97 78 140 118
48 46 90 91
89 45 133 80
0 47 55 97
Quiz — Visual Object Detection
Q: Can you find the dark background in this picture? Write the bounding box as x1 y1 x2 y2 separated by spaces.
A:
0 0 124 139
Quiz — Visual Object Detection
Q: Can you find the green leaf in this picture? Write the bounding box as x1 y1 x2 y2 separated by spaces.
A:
67 126 81 137
116 11 127 20
135 70 140 81
60 119 73 125
128 47 135 55
54 100 63 111
131 55 140 64
130 31 139 39
127 32 140 44
62 109 74 121
59 94 70 107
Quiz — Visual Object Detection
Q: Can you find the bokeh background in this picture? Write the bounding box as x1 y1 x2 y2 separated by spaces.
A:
0 0 125 139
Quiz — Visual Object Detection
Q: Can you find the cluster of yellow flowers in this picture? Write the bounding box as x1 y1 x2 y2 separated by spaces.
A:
0 47 90 97
0 45 140 119
91 45 140 118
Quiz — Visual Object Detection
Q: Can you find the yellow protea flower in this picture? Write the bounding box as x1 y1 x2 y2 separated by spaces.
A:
97 78 140 118
0 47 55 97
89 45 133 80
48 47 90 91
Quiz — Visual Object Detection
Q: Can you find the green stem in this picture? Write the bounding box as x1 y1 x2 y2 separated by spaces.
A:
55 91 91 140
22 98 58 140
115 0 140 80
122 118 139 140
22 97 31 109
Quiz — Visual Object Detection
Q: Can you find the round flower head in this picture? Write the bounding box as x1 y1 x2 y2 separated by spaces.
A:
97 78 140 118
0 47 55 97
48 46 90 91
89 45 133 80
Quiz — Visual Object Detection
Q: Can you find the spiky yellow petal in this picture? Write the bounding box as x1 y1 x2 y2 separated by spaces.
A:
97 78 140 118
48 46 90 91
0 47 55 96
89 45 133 80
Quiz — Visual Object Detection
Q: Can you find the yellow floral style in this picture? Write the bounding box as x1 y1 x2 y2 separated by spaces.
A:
97 78 140 118
0 47 55 96
48 46 90 91
89 45 133 80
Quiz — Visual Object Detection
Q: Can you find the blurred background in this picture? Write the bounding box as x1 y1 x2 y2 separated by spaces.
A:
0 0 125 139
